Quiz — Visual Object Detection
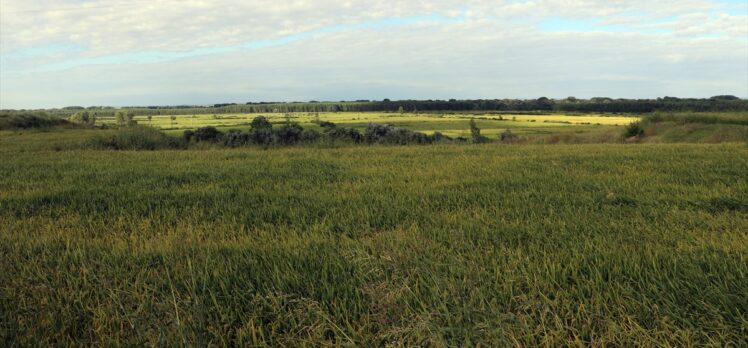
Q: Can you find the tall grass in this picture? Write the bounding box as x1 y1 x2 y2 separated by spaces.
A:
1 130 747 346
86 126 186 150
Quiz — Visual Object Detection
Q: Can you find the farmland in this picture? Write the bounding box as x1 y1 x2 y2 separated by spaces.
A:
1 113 747 345
100 112 638 138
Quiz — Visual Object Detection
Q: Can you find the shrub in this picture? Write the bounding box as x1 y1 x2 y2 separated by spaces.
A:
274 123 304 145
224 129 250 147
363 123 434 145
88 126 184 150
318 121 337 129
249 128 274 145
624 121 644 138
500 130 517 142
300 129 321 143
325 127 362 143
70 111 96 126
250 116 273 130
183 130 195 142
431 131 452 143
363 123 394 143
193 126 223 142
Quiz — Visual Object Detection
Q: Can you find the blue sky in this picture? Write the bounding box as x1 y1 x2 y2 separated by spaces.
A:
0 0 746 108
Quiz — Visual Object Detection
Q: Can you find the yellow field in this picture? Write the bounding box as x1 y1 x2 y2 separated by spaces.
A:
98 112 639 138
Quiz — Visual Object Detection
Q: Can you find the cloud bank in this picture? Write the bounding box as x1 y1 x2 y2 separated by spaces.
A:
1 0 746 108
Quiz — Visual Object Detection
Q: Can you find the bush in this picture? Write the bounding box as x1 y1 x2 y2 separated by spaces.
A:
250 116 273 130
318 121 337 129
249 128 274 145
624 121 645 138
325 127 362 143
363 123 393 143
300 129 321 143
363 123 434 145
88 126 184 150
183 130 195 142
274 123 304 145
431 131 451 143
224 129 250 147
192 126 223 142
70 111 96 126
500 130 517 142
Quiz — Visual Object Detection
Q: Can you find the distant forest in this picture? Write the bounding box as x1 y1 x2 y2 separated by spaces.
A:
5 96 747 117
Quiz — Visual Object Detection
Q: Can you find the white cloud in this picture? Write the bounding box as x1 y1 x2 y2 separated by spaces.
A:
0 0 746 108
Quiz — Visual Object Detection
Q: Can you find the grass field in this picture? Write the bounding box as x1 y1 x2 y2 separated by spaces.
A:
95 112 639 139
1 129 746 346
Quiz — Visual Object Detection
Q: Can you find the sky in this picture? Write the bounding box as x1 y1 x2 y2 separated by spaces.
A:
0 0 747 109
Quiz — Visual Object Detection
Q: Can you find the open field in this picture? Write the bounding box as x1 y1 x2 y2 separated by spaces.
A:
1 129 747 346
94 112 639 138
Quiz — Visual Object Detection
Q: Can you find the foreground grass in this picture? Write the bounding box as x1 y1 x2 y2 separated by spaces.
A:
1 131 747 346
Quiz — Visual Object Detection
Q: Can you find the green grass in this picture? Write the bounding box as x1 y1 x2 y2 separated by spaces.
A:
644 112 748 126
1 129 747 346
0 112 73 130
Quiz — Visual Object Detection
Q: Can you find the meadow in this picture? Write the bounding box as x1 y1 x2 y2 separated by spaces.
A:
98 112 639 139
1 120 747 345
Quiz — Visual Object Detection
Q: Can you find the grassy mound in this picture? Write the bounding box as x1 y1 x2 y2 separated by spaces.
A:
87 126 185 150
639 112 748 143
0 112 72 130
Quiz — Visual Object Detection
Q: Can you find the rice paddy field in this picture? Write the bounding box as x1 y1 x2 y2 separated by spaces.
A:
1 116 747 346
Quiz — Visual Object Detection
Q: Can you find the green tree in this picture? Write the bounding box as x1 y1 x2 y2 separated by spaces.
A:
125 112 136 126
71 111 94 125
250 116 272 130
115 111 126 127
469 118 489 144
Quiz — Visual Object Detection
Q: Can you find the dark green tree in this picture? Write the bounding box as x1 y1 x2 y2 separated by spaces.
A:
469 118 489 143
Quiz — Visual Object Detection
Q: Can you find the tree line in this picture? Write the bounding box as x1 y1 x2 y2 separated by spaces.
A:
6 96 746 118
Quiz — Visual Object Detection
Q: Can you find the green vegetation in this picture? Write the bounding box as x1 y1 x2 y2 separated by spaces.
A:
1 111 746 345
87 126 186 150
0 112 72 130
645 112 748 126
638 112 748 143
9 96 746 118
85 112 639 142
623 121 645 138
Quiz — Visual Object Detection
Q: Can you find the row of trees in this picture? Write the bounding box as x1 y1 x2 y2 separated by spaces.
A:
70 110 139 127
25 96 748 118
